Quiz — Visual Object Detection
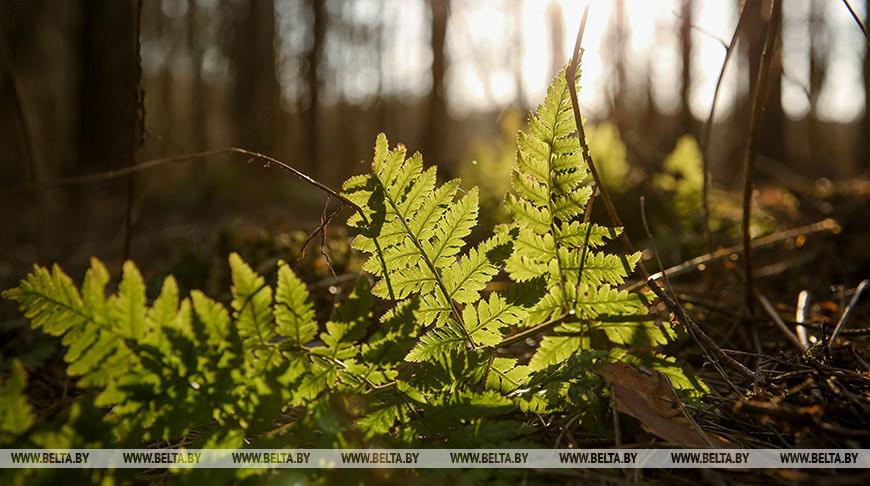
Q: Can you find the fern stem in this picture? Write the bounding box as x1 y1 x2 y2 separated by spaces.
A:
566 8 649 282
373 172 476 346
543 74 572 314
495 312 577 349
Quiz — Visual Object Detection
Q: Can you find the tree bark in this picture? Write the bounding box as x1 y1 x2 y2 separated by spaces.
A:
863 0 870 167
305 0 325 175
230 0 282 154
679 0 693 134
422 0 449 166
78 0 137 173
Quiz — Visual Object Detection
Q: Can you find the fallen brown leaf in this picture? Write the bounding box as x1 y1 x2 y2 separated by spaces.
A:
596 362 731 447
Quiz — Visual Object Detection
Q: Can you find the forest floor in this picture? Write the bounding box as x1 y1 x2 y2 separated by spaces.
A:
1 169 868 484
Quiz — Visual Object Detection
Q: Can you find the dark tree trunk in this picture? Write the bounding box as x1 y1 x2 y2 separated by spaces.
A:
809 0 826 166
759 0 784 163
863 0 870 167
78 0 137 173
679 0 693 134
230 0 282 154
187 0 207 151
738 0 784 165
740 0 763 125
422 0 449 166
305 0 325 175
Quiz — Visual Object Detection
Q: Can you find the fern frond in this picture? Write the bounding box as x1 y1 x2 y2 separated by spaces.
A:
343 133 500 353
113 261 147 341
229 253 274 346
555 248 641 287
423 187 479 267
528 333 586 372
274 261 316 347
554 221 617 247
0 360 35 438
405 323 467 362
442 231 511 304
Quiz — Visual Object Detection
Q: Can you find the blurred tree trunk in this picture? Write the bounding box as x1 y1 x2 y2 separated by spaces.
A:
611 0 627 116
547 1 564 77
423 0 449 166
740 0 763 126
809 0 826 166
187 0 207 151
78 0 137 172
679 0 693 134
305 0 325 175
863 0 870 167
741 0 784 163
230 0 282 154
759 0 784 163
512 0 525 108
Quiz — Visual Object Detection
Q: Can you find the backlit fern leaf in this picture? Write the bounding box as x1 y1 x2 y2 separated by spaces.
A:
342 133 514 360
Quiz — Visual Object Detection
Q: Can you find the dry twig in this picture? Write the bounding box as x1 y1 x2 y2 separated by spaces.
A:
699 0 753 249
566 6 649 280
626 218 840 292
829 279 870 351
740 0 782 313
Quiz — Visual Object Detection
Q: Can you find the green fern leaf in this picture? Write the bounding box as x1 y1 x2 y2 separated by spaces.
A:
0 360 35 439
146 275 182 338
229 252 274 346
113 261 147 341
423 187 479 267
442 231 511 304
405 323 467 362
554 221 617 247
528 332 587 372
274 261 316 347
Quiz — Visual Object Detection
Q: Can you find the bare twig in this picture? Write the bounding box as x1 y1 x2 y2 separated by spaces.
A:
842 0 870 43
496 312 577 349
699 0 752 249
640 197 743 393
626 217 840 292
1 148 365 216
795 290 811 349
829 279 870 351
671 9 728 49
647 279 756 383
741 0 782 313
301 195 345 279
755 288 806 351
566 6 649 280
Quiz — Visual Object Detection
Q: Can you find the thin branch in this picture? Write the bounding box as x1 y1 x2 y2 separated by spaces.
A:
496 312 577 349
795 290 811 349
1 148 365 216
829 279 870 351
626 217 840 292
566 5 649 280
640 197 742 394
699 0 752 250
842 0 870 44
756 288 807 352
741 0 782 313
647 279 756 383
671 9 728 49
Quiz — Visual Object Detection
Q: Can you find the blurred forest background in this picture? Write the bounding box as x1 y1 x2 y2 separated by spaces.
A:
1 0 869 291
